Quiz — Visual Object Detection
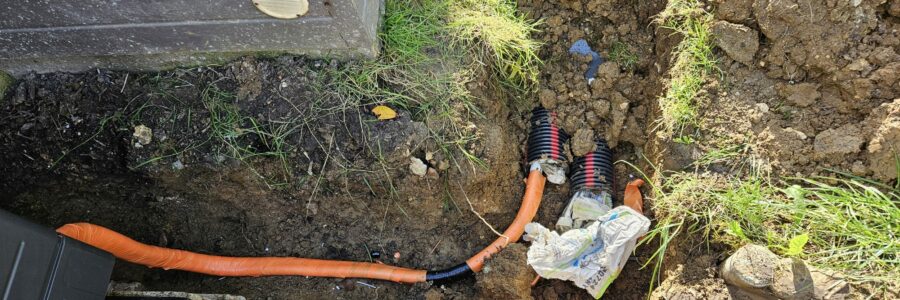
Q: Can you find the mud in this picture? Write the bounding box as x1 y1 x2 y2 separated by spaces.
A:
522 0 666 151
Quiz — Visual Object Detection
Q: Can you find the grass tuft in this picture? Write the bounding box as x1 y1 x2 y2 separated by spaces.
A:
447 0 542 88
655 0 718 137
329 0 541 170
200 84 298 187
380 0 446 63
608 41 639 70
642 170 900 286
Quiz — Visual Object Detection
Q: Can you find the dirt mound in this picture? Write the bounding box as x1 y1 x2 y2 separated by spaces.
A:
475 244 536 300
522 0 665 151
707 0 899 179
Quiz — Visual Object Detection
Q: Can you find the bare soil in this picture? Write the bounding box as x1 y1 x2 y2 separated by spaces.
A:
0 57 524 299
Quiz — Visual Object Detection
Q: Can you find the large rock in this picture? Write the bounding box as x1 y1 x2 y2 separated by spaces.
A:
720 244 778 291
711 21 759 66
720 245 850 300
771 258 850 300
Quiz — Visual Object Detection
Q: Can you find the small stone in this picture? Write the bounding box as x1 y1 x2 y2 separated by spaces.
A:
756 103 770 113
438 159 450 171
409 157 427 177
711 21 759 66
814 124 864 156
784 127 808 140
845 58 871 73
890 0 900 17
539 89 558 108
426 168 439 179
571 129 596 156
851 161 867 175
776 83 820 107
172 160 185 170
133 125 153 145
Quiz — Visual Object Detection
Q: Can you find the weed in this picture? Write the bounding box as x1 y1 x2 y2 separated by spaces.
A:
380 0 446 63
694 144 746 166
0 71 14 97
655 0 718 137
608 41 639 70
50 114 120 169
200 84 301 187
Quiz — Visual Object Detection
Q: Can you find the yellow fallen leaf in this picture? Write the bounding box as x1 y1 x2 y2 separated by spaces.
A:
372 105 397 120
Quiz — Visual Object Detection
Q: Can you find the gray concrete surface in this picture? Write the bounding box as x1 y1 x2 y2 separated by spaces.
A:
0 0 381 75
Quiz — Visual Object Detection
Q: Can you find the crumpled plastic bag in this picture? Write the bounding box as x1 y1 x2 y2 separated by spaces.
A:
524 206 650 298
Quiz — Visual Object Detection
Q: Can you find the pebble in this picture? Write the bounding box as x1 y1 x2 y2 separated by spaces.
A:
409 157 428 177
133 125 153 145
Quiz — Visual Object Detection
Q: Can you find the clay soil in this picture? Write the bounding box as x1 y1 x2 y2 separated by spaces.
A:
2 0 898 299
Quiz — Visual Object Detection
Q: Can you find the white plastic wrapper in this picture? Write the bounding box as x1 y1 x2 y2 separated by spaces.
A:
525 206 650 298
556 190 613 231
532 158 568 184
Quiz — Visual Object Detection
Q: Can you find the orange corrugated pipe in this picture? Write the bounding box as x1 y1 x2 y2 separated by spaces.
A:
57 168 548 283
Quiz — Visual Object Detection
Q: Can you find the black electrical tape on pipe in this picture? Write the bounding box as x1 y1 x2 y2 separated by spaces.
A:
425 263 473 283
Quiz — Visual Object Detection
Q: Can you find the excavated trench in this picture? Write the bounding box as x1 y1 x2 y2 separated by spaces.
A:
0 1 670 299
0 57 669 300
0 0 796 298
6 0 898 296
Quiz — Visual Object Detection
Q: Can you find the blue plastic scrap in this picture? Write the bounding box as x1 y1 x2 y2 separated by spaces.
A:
568 39 604 82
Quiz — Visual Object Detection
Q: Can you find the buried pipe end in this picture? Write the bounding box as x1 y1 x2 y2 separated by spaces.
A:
556 138 616 231
570 138 614 193
527 107 569 184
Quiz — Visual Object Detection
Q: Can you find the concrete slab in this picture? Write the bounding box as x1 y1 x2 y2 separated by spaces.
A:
0 0 381 75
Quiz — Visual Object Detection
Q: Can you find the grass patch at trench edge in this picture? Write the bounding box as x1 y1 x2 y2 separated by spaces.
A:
639 168 900 289
328 0 542 170
655 0 718 137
